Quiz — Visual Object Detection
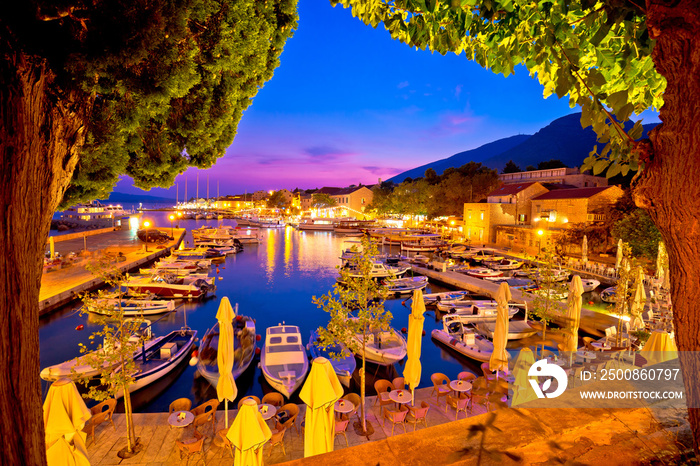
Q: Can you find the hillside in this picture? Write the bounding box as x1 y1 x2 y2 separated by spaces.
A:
100 192 175 204
388 113 659 183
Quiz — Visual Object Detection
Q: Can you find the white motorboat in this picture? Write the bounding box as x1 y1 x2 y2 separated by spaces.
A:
528 287 569 301
382 276 429 295
307 330 356 388
438 302 521 323
462 267 504 279
86 297 175 316
340 261 410 280
400 234 448 252
471 249 505 263
582 279 601 293
484 259 523 270
422 290 471 306
601 286 617 303
125 274 214 299
197 314 257 389
260 325 309 398
431 315 494 363
474 320 539 340
349 320 407 366
529 268 569 283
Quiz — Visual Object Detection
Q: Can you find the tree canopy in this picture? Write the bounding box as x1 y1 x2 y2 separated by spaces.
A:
4 0 297 208
267 190 291 209
502 160 521 173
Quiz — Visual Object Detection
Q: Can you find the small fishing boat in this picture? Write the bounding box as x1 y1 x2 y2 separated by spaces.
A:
601 286 617 303
307 330 357 388
528 287 569 301
40 321 155 381
529 269 569 283
261 325 309 398
116 327 197 397
582 278 601 293
125 274 214 299
382 276 429 295
422 290 471 306
431 315 494 363
462 267 504 279
484 258 523 270
197 312 257 389
86 297 175 316
474 321 539 340
471 249 505 263
439 302 521 323
340 262 410 280
349 320 407 366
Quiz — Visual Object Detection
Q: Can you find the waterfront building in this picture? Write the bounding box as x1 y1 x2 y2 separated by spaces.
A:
498 166 608 188
315 185 374 217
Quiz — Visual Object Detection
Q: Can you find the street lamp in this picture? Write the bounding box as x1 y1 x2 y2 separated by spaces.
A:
143 220 151 252
537 229 544 255
169 214 175 239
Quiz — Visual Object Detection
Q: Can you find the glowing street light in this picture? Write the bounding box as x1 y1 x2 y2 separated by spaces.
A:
169 214 175 239
143 220 151 252
537 229 544 254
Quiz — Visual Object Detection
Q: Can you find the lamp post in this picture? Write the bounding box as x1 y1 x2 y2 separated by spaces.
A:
143 220 151 252
537 229 544 256
169 214 175 239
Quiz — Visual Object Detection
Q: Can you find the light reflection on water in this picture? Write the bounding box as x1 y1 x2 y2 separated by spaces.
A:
39 213 606 413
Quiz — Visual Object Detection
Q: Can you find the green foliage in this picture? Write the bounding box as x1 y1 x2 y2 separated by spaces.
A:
312 236 392 431
311 192 338 209
526 247 567 328
502 160 522 173
537 159 568 170
612 209 661 261
331 0 663 178
12 0 298 208
267 190 291 209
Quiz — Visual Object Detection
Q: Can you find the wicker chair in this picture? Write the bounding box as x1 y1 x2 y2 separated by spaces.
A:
169 397 192 414
430 373 451 406
83 399 117 445
334 419 350 447
406 401 429 431
382 407 408 436
445 394 469 420
268 422 287 456
175 430 206 464
341 393 361 422
373 379 394 415
392 377 405 390
237 396 261 410
277 403 300 435
191 399 218 435
262 392 285 408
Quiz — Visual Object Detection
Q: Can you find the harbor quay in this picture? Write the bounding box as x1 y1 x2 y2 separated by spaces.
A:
39 226 186 315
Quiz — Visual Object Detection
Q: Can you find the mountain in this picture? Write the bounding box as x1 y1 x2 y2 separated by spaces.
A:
388 134 531 183
100 191 175 204
388 113 659 182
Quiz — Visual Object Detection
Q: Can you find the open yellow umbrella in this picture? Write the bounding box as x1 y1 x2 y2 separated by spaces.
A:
489 282 511 374
403 288 425 405
629 268 646 331
564 276 583 353
640 330 678 365
511 348 537 406
216 297 238 428
299 357 344 458
227 398 271 466
43 378 91 466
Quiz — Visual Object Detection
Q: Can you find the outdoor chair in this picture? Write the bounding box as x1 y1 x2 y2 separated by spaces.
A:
216 429 234 458
445 394 469 420
569 367 584 388
268 422 287 456
430 373 451 406
342 393 361 422
583 337 596 351
175 429 206 465
458 371 477 382
334 418 350 447
277 403 300 435
262 392 285 408
382 407 408 436
392 376 405 390
191 399 218 432
192 411 215 438
169 397 192 415
374 379 394 415
406 401 429 431
83 398 117 445
237 396 260 410
469 377 490 413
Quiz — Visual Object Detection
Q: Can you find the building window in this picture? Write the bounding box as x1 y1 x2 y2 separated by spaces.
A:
468 210 472 219
361 197 365 204
536 204 541 213
479 229 484 241
480 211 484 220
584 182 589 187
518 214 527 223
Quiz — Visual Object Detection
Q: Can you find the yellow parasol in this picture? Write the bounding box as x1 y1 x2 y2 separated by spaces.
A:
489 282 511 374
216 297 238 428
564 276 583 353
511 348 537 406
227 398 272 466
299 357 344 457
43 378 91 466
403 288 425 405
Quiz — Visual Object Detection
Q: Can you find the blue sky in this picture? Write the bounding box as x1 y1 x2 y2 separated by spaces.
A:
116 1 609 198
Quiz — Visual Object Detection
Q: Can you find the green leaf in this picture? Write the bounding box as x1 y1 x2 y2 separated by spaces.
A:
621 164 630 176
593 159 609 175
607 90 628 112
590 21 611 46
606 163 621 178
629 121 644 140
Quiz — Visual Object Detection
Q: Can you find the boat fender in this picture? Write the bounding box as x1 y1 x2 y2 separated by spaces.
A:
75 324 84 331
256 334 261 341
401 327 407 334
588 301 594 305
422 330 426 336
189 356 199 366
218 276 222 280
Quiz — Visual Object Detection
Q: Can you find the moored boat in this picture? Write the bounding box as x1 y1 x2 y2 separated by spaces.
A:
86 297 175 316
382 275 429 295
431 315 494 362
125 274 214 299
582 278 601 293
601 286 617 303
349 320 407 366
484 258 523 270
340 261 410 280
422 290 471 306
261 325 309 398
462 267 504 279
439 302 520 323
474 320 539 340
307 330 356 388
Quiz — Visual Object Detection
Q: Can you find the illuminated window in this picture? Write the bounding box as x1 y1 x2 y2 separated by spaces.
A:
468 210 472 219
480 211 484 220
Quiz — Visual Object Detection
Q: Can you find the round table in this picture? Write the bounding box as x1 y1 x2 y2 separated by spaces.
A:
334 399 354 419
258 403 277 421
168 410 194 429
389 389 412 407
591 342 612 351
449 380 472 396
576 351 597 362
547 357 568 366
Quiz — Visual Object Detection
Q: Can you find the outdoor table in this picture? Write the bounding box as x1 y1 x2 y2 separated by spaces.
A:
576 351 597 362
591 341 613 351
547 357 568 366
449 380 472 397
258 403 277 421
168 410 194 429
334 399 354 419
389 389 412 409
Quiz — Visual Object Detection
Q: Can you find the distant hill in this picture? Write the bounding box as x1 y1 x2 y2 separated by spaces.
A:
388 134 531 183
388 113 659 182
100 191 175 205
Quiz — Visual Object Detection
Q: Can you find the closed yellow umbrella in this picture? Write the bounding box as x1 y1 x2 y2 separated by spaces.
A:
216 297 238 428
489 282 511 374
300 357 344 457
403 288 425 405
227 398 271 466
629 268 646 331
511 348 537 406
564 276 584 353
43 378 91 466
640 330 678 365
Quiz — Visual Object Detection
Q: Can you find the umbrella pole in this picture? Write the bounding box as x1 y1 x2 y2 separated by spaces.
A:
225 400 228 429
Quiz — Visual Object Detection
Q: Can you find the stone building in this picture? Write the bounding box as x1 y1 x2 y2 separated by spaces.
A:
499 167 608 188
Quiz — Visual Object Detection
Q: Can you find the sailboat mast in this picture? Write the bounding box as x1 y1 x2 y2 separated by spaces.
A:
185 178 188 204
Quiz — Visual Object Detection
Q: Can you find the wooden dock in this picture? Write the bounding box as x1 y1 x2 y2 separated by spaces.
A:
39 227 186 316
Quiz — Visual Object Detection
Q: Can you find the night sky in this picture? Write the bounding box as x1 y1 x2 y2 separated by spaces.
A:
116 1 620 198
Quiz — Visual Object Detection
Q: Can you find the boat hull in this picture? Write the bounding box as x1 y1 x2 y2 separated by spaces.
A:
431 329 493 362
197 317 257 389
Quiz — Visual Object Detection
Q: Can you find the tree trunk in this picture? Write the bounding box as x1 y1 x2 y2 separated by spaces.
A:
635 0 700 453
0 38 86 463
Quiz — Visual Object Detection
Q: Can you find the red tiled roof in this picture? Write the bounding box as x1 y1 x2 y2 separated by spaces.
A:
487 182 538 197
532 186 611 200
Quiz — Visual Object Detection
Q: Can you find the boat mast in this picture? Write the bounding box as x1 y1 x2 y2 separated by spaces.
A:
185 178 188 204
196 172 199 207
